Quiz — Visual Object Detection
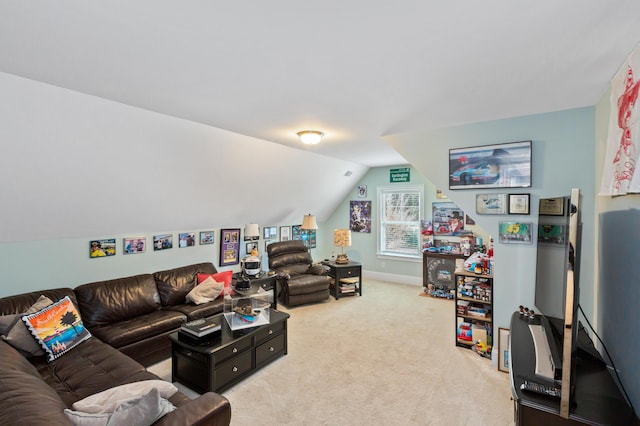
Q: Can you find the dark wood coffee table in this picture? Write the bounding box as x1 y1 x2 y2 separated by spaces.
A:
169 309 289 393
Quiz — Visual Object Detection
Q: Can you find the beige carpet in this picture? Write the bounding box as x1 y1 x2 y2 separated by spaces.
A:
149 279 514 425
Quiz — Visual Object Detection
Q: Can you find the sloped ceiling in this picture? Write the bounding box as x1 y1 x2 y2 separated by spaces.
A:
1 1 640 167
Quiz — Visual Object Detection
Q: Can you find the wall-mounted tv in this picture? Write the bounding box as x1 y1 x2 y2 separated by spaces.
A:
448 140 532 190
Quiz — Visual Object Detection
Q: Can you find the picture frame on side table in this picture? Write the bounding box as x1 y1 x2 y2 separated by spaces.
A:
508 193 530 215
476 193 507 215
449 140 532 190
220 228 240 266
498 327 510 373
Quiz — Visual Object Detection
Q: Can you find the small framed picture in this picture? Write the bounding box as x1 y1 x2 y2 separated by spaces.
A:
220 228 240 266
498 328 510 373
153 234 173 251
124 236 146 254
498 222 533 244
539 197 565 216
246 241 258 254
357 185 367 198
90 238 116 258
199 231 215 245
178 232 196 248
508 193 530 215
280 226 290 241
476 193 507 215
263 226 277 240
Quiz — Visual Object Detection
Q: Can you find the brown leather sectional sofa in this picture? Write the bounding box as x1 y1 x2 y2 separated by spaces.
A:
0 262 231 425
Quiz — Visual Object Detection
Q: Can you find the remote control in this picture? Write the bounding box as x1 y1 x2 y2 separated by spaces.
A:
520 380 561 398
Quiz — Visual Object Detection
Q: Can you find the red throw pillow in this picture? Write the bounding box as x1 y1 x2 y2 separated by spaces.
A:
197 271 233 288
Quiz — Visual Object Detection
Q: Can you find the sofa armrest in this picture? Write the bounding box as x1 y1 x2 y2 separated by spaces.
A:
153 392 231 426
307 264 329 276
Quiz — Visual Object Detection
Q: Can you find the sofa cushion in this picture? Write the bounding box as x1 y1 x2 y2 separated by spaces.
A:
88 310 185 349
0 339 41 377
32 337 156 407
22 296 92 362
0 368 71 425
186 277 224 304
0 295 53 356
197 270 233 286
164 299 224 321
154 262 217 306
72 380 178 413
0 288 77 316
286 274 330 295
75 274 160 328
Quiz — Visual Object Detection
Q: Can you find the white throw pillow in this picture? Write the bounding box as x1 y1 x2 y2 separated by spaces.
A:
72 380 178 414
185 276 224 305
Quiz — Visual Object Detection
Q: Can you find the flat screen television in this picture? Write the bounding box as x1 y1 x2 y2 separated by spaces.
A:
534 188 582 418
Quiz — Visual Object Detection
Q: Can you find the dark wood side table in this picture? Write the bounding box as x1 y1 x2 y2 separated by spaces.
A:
231 272 277 310
170 310 289 394
322 261 362 300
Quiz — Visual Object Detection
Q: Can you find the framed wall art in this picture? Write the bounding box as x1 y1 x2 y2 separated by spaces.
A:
475 193 507 215
199 231 215 245
498 222 533 244
89 238 116 258
449 140 532 190
153 234 173 251
357 185 367 198
220 228 240 266
292 224 302 240
179 232 196 248
538 224 566 245
350 200 372 233
124 236 146 254
539 197 565 216
508 193 530 215
263 226 277 240
498 328 510 373
279 226 290 241
433 202 465 236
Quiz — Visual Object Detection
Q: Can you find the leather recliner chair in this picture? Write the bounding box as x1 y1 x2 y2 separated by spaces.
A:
267 240 330 306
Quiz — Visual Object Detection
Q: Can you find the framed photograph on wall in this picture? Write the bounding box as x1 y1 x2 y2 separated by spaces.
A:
350 200 372 233
508 193 530 215
199 231 215 245
498 222 533 244
124 236 146 254
153 234 173 251
178 232 196 248
219 228 240 266
432 202 465 236
538 224 566 245
246 241 258 255
263 226 277 240
280 226 290 241
357 185 367 198
291 224 302 240
90 238 116 258
449 140 532 189
498 328 510 373
476 193 507 215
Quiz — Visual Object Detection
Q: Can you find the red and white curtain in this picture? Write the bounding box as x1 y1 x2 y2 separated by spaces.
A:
600 44 640 196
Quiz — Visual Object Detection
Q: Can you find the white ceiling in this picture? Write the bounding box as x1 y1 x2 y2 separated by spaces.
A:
2 1 640 167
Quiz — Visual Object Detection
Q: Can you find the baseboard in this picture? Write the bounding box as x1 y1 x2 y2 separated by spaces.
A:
363 270 422 286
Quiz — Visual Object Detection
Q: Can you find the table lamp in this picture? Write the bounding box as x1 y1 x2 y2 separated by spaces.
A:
334 229 351 264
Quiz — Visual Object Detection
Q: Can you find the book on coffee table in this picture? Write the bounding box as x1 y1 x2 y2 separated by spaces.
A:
180 317 221 338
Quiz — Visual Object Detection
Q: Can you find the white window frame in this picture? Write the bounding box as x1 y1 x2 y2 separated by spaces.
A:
377 184 424 260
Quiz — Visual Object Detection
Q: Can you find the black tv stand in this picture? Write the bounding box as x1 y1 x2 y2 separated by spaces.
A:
510 312 639 425
544 316 605 367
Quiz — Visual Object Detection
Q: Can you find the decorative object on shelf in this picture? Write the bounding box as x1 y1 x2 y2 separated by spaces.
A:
498 327 510 373
297 130 324 145
508 193 531 215
349 200 371 233
199 231 215 245
89 238 116 258
124 236 146 254
301 213 318 249
334 229 351 264
449 140 532 190
219 228 240 266
498 222 533 244
243 223 260 241
475 193 507 215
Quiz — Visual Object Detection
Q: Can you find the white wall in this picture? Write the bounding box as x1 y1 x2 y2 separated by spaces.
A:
0 72 368 296
384 107 596 331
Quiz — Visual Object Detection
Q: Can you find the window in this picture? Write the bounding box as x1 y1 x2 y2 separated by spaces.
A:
377 185 423 259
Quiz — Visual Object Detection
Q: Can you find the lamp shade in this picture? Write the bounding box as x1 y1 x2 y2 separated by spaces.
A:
334 229 352 247
301 214 318 230
244 223 260 239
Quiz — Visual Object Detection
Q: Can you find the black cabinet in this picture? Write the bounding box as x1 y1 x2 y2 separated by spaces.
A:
423 252 466 293
323 261 362 300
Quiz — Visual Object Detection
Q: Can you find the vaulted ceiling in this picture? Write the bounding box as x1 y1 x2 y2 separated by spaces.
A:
2 1 640 166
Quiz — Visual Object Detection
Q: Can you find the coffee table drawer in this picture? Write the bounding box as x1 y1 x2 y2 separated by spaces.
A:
255 321 284 343
215 337 252 363
256 333 285 366
215 349 253 389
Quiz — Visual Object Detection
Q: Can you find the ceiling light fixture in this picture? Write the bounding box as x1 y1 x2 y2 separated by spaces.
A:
297 130 324 145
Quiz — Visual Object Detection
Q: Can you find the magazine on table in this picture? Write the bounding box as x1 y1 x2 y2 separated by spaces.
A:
180 317 221 337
